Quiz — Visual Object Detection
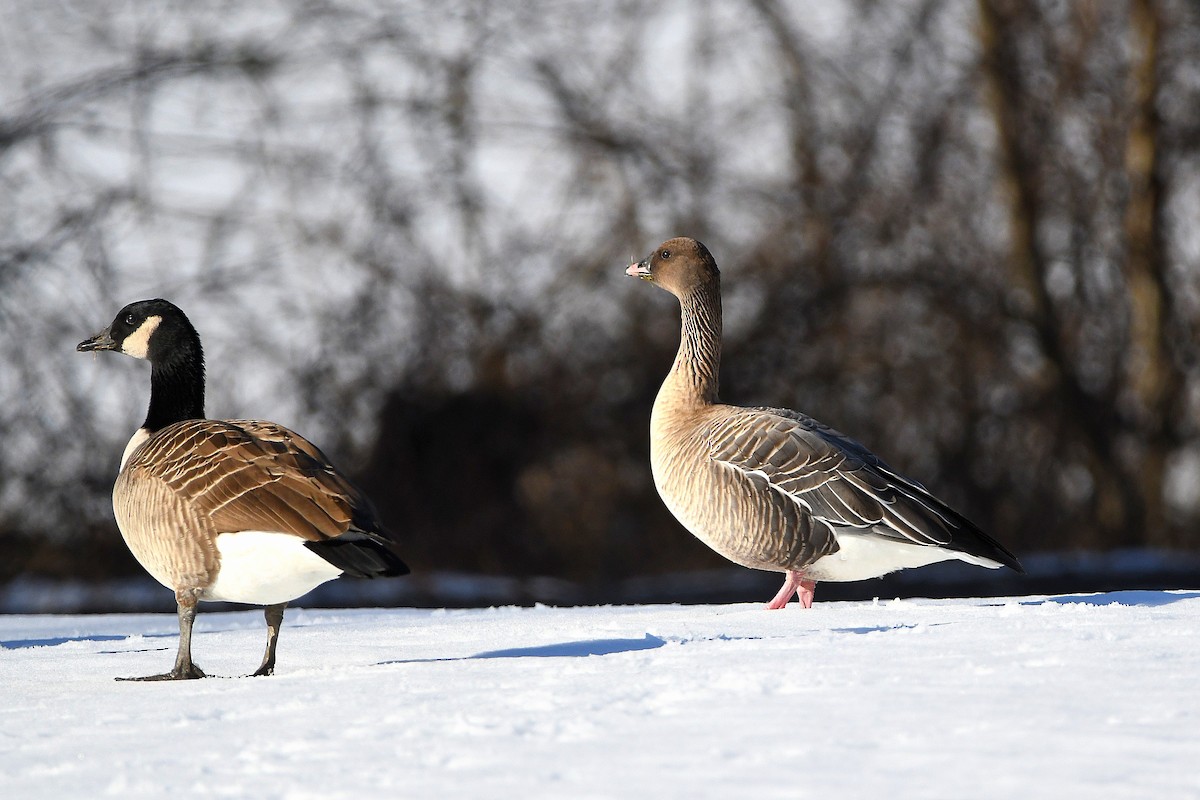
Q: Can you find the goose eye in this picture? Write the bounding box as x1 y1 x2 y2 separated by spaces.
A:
660 249 671 260
125 314 136 325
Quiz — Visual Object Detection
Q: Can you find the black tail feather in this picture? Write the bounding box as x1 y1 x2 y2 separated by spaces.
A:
939 510 1025 574
870 461 1025 575
305 530 410 579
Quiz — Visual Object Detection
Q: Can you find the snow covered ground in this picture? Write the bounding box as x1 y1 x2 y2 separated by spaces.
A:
2 592 1197 799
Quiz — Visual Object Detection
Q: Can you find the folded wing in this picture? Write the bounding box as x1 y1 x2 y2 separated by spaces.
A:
124 419 408 577
708 406 1023 571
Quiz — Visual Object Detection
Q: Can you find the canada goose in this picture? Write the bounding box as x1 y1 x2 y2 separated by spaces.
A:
627 237 1023 608
78 299 408 680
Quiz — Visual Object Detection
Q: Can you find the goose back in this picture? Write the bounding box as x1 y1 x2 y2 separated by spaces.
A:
115 417 403 600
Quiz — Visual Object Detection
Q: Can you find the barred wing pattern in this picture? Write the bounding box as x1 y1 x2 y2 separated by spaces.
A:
124 419 387 544
708 407 966 554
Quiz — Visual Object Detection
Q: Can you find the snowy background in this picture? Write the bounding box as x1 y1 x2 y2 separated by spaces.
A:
3 593 1198 798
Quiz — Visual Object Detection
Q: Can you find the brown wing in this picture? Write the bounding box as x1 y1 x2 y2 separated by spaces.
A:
708 407 957 547
708 406 1024 572
124 418 380 542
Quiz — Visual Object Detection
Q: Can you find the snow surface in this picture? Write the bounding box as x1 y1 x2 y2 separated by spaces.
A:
2 593 1198 799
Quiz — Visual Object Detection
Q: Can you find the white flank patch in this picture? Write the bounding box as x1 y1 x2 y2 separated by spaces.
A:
120 428 151 470
121 314 161 359
804 531 1004 582
205 531 344 605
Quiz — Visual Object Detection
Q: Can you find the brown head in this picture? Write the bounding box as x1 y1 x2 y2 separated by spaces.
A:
626 237 720 299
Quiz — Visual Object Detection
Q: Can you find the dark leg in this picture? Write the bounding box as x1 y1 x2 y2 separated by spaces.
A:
119 592 207 681
251 603 287 677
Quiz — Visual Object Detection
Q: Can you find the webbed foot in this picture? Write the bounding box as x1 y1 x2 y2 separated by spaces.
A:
117 663 207 681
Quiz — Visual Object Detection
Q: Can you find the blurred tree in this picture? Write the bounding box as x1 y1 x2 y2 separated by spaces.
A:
1 0 1198 602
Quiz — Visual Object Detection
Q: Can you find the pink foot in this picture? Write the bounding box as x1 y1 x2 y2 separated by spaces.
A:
796 579 816 609
765 571 818 609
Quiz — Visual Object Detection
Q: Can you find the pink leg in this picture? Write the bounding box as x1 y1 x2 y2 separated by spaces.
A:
765 574 797 609
765 571 818 609
796 578 817 609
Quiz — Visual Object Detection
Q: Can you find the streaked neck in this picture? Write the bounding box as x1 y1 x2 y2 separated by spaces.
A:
667 284 722 406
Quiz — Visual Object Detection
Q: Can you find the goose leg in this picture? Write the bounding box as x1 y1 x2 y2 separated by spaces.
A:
765 571 817 610
766 571 800 609
251 603 287 677
796 578 817 609
119 592 206 681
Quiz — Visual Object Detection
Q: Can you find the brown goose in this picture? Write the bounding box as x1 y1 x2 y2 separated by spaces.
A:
78 299 408 680
627 237 1023 608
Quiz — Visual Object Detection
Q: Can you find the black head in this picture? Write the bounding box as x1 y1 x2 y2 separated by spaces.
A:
77 299 200 363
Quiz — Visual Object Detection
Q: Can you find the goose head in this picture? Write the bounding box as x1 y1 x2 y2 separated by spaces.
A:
77 298 199 363
626 236 720 299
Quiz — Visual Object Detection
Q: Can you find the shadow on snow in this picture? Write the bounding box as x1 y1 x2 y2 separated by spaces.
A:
380 633 668 664
1 633 129 650
1028 590 1200 608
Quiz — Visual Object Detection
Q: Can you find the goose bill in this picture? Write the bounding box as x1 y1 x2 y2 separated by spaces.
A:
626 259 652 280
77 329 117 352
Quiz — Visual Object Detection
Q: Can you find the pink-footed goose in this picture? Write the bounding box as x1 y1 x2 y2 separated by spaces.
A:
627 237 1023 608
78 299 408 680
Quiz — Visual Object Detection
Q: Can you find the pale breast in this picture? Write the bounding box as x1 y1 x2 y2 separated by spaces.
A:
120 427 151 470
112 469 219 593
650 405 832 573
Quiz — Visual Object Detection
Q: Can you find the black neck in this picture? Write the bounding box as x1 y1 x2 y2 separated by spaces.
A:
143 350 205 432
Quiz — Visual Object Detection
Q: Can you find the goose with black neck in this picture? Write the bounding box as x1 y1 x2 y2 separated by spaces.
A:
79 299 409 680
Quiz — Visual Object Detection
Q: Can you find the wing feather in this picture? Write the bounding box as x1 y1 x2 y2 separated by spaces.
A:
124 419 384 543
709 407 956 547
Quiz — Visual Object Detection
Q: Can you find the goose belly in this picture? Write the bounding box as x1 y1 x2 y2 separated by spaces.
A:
205 531 344 605
114 532 195 595
650 454 796 572
112 485 216 595
804 531 1004 582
